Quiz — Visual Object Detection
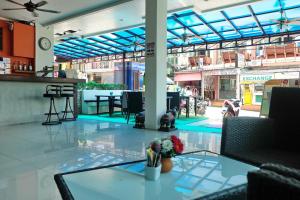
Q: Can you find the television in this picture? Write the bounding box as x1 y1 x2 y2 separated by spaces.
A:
0 28 2 50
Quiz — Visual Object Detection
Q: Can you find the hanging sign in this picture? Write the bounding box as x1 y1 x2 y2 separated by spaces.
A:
146 42 155 57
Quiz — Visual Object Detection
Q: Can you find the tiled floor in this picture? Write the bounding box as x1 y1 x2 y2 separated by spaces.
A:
0 118 221 200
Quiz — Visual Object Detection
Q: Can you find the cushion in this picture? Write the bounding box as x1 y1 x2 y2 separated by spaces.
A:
237 149 300 169
247 169 300 200
261 163 300 181
269 87 300 151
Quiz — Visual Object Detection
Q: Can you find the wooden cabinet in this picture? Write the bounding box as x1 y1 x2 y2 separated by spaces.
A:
13 22 35 58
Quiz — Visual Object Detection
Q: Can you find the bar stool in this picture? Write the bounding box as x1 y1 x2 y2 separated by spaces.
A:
42 85 62 125
60 85 76 121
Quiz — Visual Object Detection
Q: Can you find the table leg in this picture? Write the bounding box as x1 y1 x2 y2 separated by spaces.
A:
109 97 114 117
74 83 78 118
186 97 190 118
194 97 197 116
96 96 100 115
167 99 171 111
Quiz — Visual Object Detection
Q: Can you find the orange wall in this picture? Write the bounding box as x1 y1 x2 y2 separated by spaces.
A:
0 19 34 73
0 20 12 57
13 22 35 58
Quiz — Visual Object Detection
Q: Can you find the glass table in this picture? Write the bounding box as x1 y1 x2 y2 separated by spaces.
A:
55 151 257 200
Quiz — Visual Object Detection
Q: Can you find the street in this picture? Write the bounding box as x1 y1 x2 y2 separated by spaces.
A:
188 106 260 129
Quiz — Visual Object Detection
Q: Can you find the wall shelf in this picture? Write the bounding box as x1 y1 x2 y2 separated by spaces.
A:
13 70 35 74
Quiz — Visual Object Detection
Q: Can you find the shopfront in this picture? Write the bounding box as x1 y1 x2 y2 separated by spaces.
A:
240 74 273 105
202 68 239 100
219 75 237 99
174 72 202 94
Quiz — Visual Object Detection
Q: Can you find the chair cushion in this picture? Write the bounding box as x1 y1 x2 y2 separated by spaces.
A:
269 87 300 152
261 163 300 181
238 148 300 169
247 169 300 200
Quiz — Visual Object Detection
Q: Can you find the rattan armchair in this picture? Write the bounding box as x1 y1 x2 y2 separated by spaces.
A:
221 87 300 169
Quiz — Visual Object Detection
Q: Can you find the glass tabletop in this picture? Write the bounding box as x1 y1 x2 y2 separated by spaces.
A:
56 151 257 200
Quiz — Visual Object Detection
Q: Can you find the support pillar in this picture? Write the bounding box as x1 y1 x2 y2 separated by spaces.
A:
145 0 167 129
236 69 241 99
201 73 205 98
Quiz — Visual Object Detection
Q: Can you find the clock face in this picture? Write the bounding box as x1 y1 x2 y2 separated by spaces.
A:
39 37 51 51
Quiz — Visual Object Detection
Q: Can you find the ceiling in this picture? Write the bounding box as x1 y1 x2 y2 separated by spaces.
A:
0 0 262 39
53 0 194 38
54 0 300 60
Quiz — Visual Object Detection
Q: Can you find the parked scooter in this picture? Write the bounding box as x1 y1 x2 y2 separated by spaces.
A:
196 97 209 115
222 99 241 117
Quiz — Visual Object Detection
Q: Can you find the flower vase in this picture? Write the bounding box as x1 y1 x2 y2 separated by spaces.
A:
161 158 173 173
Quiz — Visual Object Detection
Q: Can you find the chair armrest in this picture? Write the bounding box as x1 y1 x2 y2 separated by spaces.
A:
261 163 300 181
221 117 274 158
196 184 247 200
247 169 300 200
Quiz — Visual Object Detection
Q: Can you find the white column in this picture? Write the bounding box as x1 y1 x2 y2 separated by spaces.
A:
35 23 54 73
201 73 205 98
236 69 241 99
145 0 167 130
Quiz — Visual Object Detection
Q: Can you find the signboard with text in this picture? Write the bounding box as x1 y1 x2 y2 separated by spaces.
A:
240 74 274 83
146 42 155 57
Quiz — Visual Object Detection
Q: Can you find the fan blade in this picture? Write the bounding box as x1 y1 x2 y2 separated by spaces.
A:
32 11 39 17
289 21 300 25
35 8 60 13
6 0 24 7
36 1 48 7
2 8 26 10
288 18 300 23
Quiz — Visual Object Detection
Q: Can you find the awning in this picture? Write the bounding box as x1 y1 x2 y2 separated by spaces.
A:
174 72 202 82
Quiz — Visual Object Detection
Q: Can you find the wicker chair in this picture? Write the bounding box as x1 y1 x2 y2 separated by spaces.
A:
198 163 300 200
247 163 300 200
221 87 300 169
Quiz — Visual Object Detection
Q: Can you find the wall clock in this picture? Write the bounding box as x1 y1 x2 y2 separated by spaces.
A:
38 37 51 51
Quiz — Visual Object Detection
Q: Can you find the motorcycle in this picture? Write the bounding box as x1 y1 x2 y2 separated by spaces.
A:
222 99 241 117
196 97 209 115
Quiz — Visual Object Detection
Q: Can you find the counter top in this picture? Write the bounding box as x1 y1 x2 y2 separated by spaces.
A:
0 75 85 84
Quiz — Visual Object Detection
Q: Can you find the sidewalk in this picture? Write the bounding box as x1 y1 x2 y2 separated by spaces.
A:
211 100 261 112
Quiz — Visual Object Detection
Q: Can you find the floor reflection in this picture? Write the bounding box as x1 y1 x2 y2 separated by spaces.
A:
0 119 221 200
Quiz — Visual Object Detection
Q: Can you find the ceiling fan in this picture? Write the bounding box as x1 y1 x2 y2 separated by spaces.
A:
54 29 83 42
271 10 300 32
271 0 300 32
174 27 204 44
2 0 61 17
129 37 144 51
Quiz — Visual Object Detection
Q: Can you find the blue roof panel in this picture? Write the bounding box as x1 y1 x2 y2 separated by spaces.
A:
223 6 250 18
231 17 257 29
167 19 183 29
251 0 280 14
201 11 224 22
177 15 202 26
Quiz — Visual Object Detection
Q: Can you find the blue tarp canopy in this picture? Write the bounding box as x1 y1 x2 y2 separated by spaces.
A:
54 0 300 59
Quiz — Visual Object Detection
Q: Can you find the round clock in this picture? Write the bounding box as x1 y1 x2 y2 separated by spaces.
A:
38 37 52 51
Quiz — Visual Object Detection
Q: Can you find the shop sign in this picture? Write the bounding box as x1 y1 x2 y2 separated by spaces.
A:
241 75 273 82
146 42 155 57
235 53 245 68
203 69 238 76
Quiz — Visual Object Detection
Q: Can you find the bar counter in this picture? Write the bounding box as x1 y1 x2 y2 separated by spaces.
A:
0 75 85 126
0 74 85 84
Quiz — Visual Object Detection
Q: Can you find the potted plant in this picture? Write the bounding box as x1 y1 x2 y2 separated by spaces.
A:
148 135 184 173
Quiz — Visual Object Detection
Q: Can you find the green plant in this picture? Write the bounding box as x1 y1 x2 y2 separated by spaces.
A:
78 81 126 90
